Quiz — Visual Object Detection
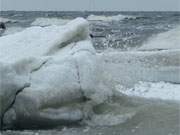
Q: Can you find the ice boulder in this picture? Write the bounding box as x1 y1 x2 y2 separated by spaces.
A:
0 18 112 129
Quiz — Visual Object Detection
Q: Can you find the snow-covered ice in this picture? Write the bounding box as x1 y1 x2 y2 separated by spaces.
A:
0 18 113 129
139 25 180 50
0 17 180 129
100 50 180 87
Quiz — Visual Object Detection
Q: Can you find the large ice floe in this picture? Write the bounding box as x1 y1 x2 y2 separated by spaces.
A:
139 25 180 50
0 18 113 129
0 18 180 130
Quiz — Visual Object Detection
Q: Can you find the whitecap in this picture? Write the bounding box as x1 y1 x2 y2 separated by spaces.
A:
31 17 71 27
87 14 135 22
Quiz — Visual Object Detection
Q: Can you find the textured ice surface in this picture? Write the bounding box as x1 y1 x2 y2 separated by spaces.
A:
1 17 180 130
0 18 113 129
2 27 24 36
139 25 180 50
100 50 180 87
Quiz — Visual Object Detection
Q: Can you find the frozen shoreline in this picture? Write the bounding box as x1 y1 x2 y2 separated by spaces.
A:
0 16 180 131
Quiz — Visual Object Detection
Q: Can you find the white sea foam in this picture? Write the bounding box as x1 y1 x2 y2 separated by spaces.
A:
87 14 135 21
31 17 71 27
139 25 180 50
117 82 180 101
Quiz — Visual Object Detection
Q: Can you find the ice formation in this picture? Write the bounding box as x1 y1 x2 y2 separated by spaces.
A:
0 17 180 129
139 25 180 50
0 18 112 129
2 27 24 36
100 50 180 87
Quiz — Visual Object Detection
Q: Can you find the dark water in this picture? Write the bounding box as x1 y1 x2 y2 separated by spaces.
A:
1 11 180 51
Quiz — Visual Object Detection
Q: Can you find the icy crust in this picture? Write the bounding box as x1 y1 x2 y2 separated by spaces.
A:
0 18 113 129
0 18 89 63
139 25 180 50
31 18 71 27
100 50 180 87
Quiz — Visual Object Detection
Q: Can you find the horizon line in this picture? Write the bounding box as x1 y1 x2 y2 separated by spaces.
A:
1 10 180 12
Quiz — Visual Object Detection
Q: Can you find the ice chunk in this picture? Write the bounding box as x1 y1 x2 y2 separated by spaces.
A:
2 27 24 36
0 17 89 63
139 25 180 50
0 18 112 129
